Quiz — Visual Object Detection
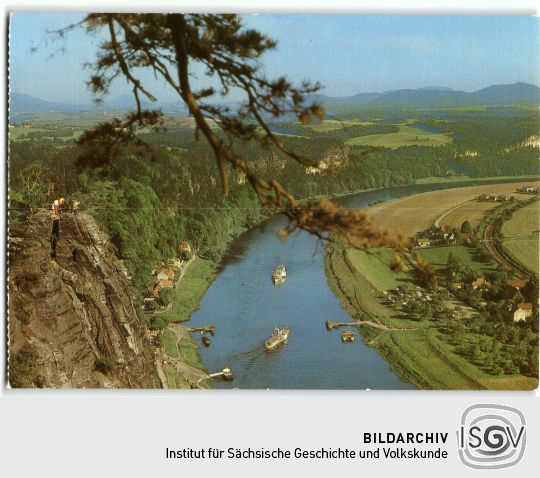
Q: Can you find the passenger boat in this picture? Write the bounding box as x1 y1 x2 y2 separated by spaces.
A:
272 264 287 285
341 329 356 343
264 326 290 350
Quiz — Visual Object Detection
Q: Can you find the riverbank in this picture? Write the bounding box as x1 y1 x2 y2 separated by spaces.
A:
146 256 217 388
324 249 484 389
323 182 539 390
171 176 539 389
324 247 538 390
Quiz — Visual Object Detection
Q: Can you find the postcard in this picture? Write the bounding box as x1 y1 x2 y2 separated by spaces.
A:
7 12 539 391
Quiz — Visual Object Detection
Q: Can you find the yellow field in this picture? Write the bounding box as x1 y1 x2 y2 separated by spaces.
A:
440 201 498 229
345 123 453 149
367 181 540 238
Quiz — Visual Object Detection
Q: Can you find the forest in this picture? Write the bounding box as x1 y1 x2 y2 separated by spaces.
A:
9 106 540 299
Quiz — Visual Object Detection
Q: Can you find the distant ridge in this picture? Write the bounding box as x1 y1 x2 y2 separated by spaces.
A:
309 82 540 110
9 82 540 115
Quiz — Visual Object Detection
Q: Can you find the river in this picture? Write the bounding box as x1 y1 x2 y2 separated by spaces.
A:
187 178 529 389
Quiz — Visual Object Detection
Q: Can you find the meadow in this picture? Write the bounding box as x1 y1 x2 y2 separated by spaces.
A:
345 122 453 149
346 248 410 291
416 244 497 276
160 257 217 323
501 201 540 274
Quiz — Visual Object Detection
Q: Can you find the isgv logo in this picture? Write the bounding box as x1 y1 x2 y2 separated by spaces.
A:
457 404 526 469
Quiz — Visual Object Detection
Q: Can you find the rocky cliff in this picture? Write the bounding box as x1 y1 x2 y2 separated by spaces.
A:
8 210 155 388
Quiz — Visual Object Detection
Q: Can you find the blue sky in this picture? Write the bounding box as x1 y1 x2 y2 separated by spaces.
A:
9 13 540 104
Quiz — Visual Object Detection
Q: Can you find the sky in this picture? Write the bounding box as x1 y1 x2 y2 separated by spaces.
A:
8 13 540 104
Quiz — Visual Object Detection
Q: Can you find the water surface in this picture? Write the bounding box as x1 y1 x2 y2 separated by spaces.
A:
188 178 525 389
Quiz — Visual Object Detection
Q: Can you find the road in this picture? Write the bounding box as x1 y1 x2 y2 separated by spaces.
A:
433 200 473 228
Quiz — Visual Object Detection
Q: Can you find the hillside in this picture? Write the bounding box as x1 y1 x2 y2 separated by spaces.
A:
8 210 155 388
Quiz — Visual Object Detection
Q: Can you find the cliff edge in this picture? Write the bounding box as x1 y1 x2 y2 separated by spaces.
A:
8 210 155 388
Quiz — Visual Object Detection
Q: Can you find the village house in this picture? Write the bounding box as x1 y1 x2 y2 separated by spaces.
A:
516 302 533 318
506 279 528 302
155 268 175 281
152 280 174 299
460 232 471 245
513 306 527 323
471 277 484 289
180 241 191 253
417 238 431 247
507 279 528 290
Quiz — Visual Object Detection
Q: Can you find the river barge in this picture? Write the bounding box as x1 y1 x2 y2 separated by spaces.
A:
272 264 287 285
341 329 356 343
264 326 290 349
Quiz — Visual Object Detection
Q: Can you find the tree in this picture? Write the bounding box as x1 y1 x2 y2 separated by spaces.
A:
148 316 167 330
414 257 437 290
446 251 462 279
16 163 56 214
58 14 404 250
159 287 176 306
460 220 473 234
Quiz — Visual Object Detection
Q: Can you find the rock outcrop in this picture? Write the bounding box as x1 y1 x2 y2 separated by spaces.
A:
8 210 155 388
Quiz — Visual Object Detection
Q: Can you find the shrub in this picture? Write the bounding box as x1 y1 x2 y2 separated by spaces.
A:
148 316 167 330
461 220 473 234
9 345 39 388
95 355 116 374
159 288 176 306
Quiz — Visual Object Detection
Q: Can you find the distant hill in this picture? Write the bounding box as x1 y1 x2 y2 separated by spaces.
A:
9 92 190 116
9 92 87 113
10 82 540 116
472 82 540 105
316 82 540 111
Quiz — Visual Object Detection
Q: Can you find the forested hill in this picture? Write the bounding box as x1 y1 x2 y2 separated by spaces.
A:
9 106 540 301
309 82 540 113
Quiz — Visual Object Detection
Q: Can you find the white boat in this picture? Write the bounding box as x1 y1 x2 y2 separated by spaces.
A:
272 264 287 285
264 327 290 349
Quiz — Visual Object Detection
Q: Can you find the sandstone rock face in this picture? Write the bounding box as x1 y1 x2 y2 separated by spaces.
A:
8 210 155 388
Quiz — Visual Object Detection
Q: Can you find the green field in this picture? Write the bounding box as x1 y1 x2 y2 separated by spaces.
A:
178 337 206 371
347 248 410 290
161 257 217 323
159 328 179 358
376 329 488 389
501 202 540 274
163 364 189 389
416 244 497 276
345 123 453 149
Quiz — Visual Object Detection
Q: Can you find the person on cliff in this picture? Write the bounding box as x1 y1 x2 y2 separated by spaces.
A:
59 197 66 215
72 197 80 216
53 199 59 216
